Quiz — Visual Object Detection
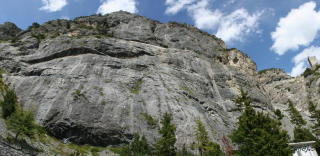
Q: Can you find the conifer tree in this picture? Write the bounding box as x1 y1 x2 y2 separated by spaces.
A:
287 99 306 126
155 112 177 156
229 88 293 156
194 117 209 156
288 99 320 152
194 117 224 156
307 101 320 153
0 89 17 119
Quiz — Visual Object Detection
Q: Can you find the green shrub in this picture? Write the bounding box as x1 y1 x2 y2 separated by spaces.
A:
10 38 19 43
31 22 40 28
0 89 17 119
31 33 46 41
142 113 156 127
274 109 283 120
303 68 313 78
6 108 36 139
258 68 278 74
106 31 115 37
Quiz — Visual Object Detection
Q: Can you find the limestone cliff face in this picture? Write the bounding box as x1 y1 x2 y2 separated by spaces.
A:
0 11 273 148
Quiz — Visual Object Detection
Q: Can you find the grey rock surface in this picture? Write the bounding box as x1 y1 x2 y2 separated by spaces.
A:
0 11 277 150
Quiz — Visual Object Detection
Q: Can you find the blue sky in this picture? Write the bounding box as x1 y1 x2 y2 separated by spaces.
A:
1 0 320 76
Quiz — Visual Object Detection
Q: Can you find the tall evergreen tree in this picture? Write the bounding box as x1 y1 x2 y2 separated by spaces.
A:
155 112 177 156
307 101 320 153
194 117 209 156
229 88 293 156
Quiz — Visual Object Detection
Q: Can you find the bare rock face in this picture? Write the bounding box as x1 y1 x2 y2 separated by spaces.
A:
0 11 273 148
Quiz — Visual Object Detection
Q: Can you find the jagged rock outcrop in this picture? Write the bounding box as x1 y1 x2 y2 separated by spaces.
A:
259 67 320 137
0 11 274 149
0 22 21 41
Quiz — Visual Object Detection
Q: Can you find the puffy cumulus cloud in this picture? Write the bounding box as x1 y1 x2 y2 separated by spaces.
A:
39 0 68 12
270 1 320 55
187 0 221 29
97 0 138 15
216 9 262 42
164 0 263 43
290 46 320 77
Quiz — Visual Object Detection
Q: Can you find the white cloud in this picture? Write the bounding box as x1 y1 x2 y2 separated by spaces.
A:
97 0 138 15
290 46 320 77
216 9 262 42
39 0 68 12
165 0 196 15
187 0 221 30
164 0 263 43
270 1 320 55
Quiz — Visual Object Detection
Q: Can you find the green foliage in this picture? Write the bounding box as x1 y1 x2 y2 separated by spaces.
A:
119 144 130 156
308 101 320 153
293 126 317 142
106 31 115 37
6 108 36 139
194 117 209 156
194 117 224 156
258 68 278 75
130 79 143 94
119 132 152 156
101 100 106 105
229 91 293 156
142 113 156 128
287 99 306 126
31 33 46 41
303 66 320 78
10 38 20 43
31 22 40 28
274 109 284 120
155 112 177 156
0 89 17 119
78 24 94 30
232 88 252 111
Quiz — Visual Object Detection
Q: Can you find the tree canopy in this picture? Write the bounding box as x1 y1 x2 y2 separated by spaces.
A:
155 112 177 156
229 88 293 156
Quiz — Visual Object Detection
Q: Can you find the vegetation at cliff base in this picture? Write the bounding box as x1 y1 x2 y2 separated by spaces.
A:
194 117 224 156
229 88 293 156
119 132 152 156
